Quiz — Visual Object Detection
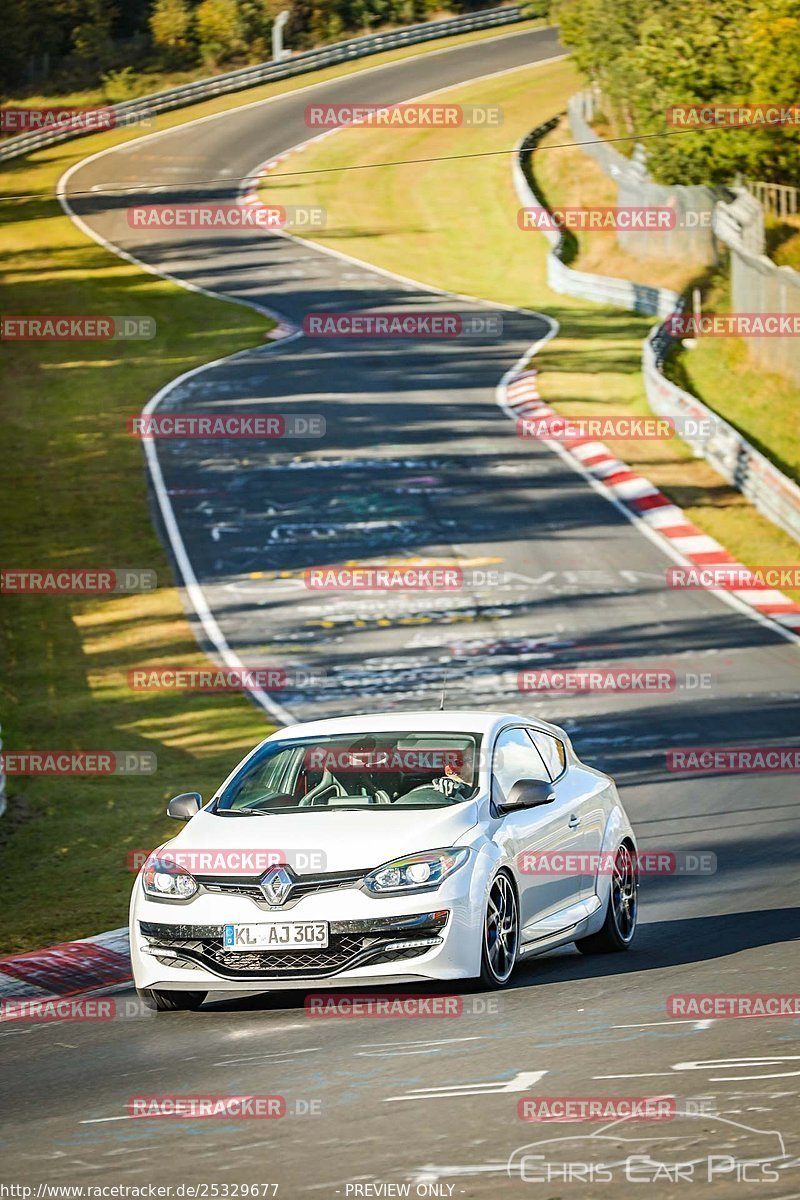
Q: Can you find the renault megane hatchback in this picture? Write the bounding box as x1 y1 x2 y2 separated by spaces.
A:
130 710 638 1010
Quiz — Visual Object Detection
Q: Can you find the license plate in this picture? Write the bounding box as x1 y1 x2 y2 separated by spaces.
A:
223 922 329 951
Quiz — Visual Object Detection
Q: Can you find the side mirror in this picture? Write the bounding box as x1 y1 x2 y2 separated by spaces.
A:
497 778 555 814
167 792 202 821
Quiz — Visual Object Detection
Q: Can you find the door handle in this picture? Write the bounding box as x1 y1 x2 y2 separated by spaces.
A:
568 814 581 829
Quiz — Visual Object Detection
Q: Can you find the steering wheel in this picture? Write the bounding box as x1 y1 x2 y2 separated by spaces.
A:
393 784 455 805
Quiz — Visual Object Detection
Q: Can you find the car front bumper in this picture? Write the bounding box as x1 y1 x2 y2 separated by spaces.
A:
130 868 486 993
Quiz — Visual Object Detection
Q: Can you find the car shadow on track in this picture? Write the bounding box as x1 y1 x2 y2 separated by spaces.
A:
509 905 800 987
197 906 799 1012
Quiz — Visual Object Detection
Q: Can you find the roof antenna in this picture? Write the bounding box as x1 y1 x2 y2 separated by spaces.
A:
439 669 448 711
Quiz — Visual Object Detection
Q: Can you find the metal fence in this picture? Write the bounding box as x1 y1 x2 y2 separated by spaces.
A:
0 5 524 164
744 180 800 219
714 189 800 385
568 91 718 264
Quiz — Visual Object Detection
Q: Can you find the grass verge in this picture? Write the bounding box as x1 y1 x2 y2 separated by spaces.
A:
262 60 800 596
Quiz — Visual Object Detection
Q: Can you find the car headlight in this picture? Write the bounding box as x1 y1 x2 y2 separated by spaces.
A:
142 854 198 901
363 847 470 895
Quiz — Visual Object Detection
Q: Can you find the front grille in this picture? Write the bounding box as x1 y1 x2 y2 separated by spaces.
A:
140 913 448 980
196 868 366 909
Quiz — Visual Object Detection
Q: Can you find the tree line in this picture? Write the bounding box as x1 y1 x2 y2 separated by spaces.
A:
1 0 491 95
554 0 800 186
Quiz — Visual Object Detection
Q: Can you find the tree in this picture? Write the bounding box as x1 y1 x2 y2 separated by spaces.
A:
555 0 800 187
149 0 195 65
71 0 117 73
555 0 649 131
743 0 800 185
236 0 286 61
627 0 755 184
196 0 244 66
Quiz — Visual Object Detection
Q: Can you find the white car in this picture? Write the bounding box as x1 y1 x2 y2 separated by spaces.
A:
130 710 638 1010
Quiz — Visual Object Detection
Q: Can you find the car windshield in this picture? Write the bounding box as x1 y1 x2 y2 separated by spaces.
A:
214 731 483 813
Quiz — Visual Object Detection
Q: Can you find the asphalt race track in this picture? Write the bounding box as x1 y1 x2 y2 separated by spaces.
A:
3 25 799 1196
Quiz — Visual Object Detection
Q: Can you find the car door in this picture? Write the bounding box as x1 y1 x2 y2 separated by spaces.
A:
526 728 605 900
491 726 584 939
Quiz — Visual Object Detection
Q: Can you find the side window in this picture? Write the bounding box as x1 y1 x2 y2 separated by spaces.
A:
527 730 566 781
492 727 550 807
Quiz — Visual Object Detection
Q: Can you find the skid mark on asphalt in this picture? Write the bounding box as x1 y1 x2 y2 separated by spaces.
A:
356 1036 482 1058
613 1018 714 1030
212 1046 321 1066
384 1069 547 1102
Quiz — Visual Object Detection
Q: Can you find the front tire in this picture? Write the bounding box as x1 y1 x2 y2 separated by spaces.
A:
479 872 519 988
137 987 207 1011
575 843 638 954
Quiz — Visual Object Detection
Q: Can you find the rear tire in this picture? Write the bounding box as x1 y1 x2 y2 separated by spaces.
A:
478 872 519 988
575 843 638 954
137 987 206 1011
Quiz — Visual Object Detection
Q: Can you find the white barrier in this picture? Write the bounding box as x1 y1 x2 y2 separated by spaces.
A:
513 122 679 318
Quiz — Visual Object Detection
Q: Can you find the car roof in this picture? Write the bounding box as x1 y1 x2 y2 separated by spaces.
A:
263 710 568 742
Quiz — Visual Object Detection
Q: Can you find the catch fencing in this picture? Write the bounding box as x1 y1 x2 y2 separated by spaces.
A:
568 90 717 263
714 189 800 386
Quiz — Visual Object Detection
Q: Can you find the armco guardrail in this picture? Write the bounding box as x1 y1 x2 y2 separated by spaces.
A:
516 119 800 544
0 5 524 164
514 120 679 318
644 327 800 542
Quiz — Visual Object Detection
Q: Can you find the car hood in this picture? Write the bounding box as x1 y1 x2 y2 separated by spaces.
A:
160 801 481 874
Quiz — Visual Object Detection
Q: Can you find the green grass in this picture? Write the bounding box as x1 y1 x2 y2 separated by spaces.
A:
261 58 581 305
766 215 800 271
0 21 548 956
262 59 800 592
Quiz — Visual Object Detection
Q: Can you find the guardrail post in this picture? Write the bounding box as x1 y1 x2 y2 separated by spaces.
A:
272 11 290 62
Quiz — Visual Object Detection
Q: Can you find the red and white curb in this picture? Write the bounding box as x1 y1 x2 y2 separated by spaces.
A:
503 367 800 634
0 927 130 1000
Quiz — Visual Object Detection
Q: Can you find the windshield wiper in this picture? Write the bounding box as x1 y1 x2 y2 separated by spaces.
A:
216 806 276 816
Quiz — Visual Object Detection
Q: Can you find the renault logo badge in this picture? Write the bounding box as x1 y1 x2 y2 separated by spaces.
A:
259 866 294 906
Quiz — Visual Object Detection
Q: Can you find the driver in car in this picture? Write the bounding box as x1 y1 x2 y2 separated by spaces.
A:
431 751 473 800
